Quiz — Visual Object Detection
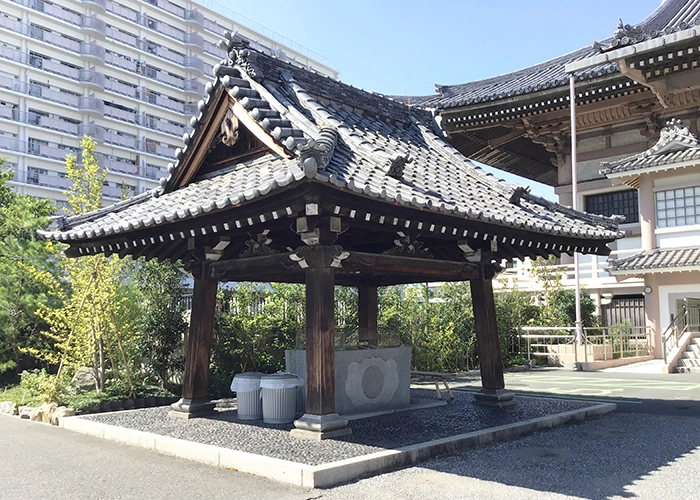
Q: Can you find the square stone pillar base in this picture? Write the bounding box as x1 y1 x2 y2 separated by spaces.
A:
473 389 515 407
290 413 352 440
169 398 216 419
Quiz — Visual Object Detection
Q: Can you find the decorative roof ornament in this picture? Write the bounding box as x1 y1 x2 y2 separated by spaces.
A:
648 119 700 155
240 230 276 257
387 154 413 180
595 17 700 53
297 126 338 176
384 232 432 258
509 185 531 206
220 107 239 147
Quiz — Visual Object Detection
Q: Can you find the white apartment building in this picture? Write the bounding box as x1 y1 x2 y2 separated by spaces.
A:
0 0 336 209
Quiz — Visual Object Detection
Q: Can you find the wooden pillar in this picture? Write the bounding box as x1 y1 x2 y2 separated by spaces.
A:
470 272 514 406
291 246 351 439
358 284 378 346
170 262 218 418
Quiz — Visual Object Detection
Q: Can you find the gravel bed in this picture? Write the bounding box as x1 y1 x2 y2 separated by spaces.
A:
82 389 595 466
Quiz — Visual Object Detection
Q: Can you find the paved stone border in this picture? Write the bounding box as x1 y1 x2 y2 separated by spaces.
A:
59 401 615 488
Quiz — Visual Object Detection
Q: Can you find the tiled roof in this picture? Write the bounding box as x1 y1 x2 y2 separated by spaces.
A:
418 0 700 110
602 119 700 175
609 246 700 273
40 34 623 250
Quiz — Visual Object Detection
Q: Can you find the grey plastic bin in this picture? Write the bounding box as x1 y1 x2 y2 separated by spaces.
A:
230 372 263 420
260 373 299 424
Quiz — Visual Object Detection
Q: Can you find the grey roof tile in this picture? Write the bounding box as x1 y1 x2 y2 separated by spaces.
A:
609 246 700 273
602 118 700 175
415 0 699 110
40 39 624 250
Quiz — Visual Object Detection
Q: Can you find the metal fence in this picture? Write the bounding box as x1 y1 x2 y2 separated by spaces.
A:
520 324 652 364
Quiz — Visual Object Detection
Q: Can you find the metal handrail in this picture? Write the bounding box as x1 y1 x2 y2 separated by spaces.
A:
663 300 700 363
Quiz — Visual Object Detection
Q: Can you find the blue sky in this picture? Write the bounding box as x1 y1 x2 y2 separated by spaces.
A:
216 0 664 198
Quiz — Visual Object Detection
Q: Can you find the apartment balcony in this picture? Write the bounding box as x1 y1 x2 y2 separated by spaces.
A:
184 9 204 28
144 43 185 66
79 68 105 90
80 0 107 13
106 1 138 22
141 92 185 114
104 130 136 149
136 140 175 158
141 117 184 136
41 58 81 80
28 142 72 162
0 13 23 33
81 16 106 39
150 0 185 19
104 78 137 98
144 16 185 43
183 32 204 52
204 41 227 59
36 173 72 190
13 0 82 25
105 51 137 72
80 42 105 64
183 56 204 75
79 96 104 116
102 185 124 200
32 84 80 107
78 122 105 142
0 45 26 66
0 105 14 121
184 102 198 115
31 114 80 136
0 135 23 153
155 71 185 90
105 26 138 46
104 105 136 124
31 26 82 53
183 78 204 97
97 154 137 175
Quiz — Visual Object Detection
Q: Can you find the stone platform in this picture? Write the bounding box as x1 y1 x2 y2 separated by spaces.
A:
59 389 614 488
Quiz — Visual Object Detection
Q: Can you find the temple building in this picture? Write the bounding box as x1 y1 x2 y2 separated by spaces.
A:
419 0 700 370
40 34 622 435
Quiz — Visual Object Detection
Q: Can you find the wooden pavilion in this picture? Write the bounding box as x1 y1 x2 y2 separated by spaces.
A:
40 34 623 438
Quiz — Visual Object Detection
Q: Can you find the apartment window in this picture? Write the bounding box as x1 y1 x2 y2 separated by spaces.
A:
29 24 44 40
27 166 47 184
27 110 45 126
29 52 44 68
147 19 158 30
585 189 639 224
656 186 700 228
145 66 158 78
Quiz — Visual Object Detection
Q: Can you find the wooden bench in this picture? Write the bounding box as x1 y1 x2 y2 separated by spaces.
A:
410 371 454 400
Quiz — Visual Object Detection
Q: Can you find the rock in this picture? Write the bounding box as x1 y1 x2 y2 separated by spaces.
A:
50 406 76 426
0 401 18 415
19 406 33 419
30 402 58 423
71 368 97 392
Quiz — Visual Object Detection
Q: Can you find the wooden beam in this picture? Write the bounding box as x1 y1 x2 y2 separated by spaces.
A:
344 252 479 279
470 272 514 406
230 98 293 159
171 262 218 417
305 246 337 415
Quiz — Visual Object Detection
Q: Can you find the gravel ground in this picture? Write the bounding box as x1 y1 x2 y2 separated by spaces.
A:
318 412 700 500
83 389 594 466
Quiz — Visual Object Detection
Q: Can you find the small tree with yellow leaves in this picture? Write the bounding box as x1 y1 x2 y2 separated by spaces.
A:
30 136 137 396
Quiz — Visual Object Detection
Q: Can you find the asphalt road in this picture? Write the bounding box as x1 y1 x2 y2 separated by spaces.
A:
4 368 700 500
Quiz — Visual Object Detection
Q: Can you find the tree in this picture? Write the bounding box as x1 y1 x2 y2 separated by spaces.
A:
0 167 59 374
134 259 187 388
30 136 137 396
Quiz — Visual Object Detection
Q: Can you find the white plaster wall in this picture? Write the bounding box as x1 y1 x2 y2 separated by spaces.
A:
658 228 700 248
659 279 700 331
611 129 644 148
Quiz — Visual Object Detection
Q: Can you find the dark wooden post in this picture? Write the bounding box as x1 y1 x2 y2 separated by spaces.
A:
470 269 514 406
358 284 378 346
291 246 351 439
170 262 218 418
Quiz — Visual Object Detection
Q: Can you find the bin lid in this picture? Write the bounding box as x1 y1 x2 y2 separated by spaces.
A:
230 371 264 392
260 372 301 389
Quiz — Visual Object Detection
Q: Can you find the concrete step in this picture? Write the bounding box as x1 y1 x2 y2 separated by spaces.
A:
686 344 700 353
678 358 700 367
676 366 697 373
689 337 700 346
682 351 700 359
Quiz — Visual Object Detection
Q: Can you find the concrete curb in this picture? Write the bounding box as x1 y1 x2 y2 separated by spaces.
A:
59 402 615 488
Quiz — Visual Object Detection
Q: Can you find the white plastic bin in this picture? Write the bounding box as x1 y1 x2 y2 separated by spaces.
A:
230 372 263 420
260 373 300 424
